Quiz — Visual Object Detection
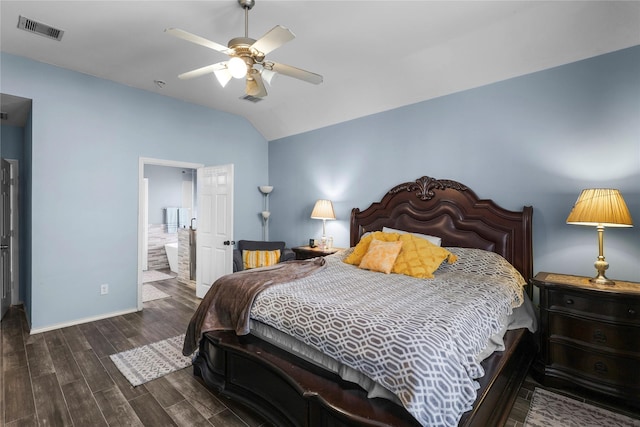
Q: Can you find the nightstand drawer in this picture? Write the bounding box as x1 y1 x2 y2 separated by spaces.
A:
549 313 640 353
548 289 640 324
549 342 640 389
533 272 640 404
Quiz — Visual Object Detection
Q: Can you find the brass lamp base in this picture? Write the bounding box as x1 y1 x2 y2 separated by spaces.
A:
589 275 615 286
590 257 615 286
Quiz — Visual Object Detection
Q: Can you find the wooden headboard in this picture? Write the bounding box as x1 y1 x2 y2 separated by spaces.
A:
350 176 533 283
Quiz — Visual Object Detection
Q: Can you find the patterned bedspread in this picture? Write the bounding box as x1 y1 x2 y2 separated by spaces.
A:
250 248 527 427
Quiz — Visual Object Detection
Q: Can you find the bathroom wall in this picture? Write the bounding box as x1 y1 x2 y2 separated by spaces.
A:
177 228 195 287
145 165 194 223
144 165 195 270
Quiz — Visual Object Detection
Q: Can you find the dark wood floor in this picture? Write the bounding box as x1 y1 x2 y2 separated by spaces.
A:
2 272 638 426
1 273 270 427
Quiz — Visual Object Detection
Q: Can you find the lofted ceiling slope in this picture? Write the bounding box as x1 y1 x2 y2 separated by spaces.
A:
1 1 639 140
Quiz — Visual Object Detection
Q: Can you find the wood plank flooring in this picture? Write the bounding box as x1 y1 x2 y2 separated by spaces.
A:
1 274 269 427
2 272 639 426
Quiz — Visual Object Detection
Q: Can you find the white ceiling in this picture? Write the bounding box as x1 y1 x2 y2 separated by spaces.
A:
1 1 639 140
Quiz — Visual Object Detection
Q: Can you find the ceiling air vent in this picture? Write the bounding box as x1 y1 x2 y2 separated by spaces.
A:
18 15 64 41
240 94 264 103
0 112 8 121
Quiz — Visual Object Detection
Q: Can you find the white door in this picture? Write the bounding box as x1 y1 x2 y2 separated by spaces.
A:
142 178 149 271
196 164 234 298
1 159 12 319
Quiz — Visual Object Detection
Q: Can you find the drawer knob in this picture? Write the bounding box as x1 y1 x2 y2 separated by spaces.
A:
593 329 607 344
594 361 608 374
565 299 574 305
629 308 637 316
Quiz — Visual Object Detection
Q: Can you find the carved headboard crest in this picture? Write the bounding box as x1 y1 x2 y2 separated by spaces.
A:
351 175 533 283
389 176 468 201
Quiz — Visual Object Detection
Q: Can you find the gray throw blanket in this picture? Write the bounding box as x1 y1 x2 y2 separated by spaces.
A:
182 257 326 356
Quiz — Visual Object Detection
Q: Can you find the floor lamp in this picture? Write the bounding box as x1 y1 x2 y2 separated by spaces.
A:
259 186 273 241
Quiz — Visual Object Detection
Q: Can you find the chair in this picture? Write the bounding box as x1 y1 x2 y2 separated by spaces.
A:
233 240 296 272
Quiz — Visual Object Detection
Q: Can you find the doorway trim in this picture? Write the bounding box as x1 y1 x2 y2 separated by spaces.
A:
138 157 204 310
8 159 19 305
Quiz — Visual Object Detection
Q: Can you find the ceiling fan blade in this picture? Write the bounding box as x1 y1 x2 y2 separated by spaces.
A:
246 73 268 98
270 62 323 85
251 25 295 55
165 28 232 54
178 62 227 80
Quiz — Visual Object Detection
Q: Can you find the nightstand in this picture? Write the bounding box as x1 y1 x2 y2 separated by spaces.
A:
292 246 340 260
531 272 640 409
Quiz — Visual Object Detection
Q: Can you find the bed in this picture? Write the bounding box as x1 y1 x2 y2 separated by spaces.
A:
186 175 536 427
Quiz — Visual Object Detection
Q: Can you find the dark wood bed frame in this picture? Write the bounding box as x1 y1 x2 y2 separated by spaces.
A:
192 176 535 427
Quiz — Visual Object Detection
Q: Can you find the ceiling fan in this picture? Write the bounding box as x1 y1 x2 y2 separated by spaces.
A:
165 0 323 99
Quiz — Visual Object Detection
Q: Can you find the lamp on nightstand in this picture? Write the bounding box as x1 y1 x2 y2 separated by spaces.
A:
311 199 336 250
566 188 633 286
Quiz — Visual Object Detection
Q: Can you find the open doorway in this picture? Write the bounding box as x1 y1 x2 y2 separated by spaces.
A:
0 93 31 321
138 158 203 310
143 164 197 272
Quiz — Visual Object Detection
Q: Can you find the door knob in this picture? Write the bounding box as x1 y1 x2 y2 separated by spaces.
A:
0 245 8 250
223 240 235 246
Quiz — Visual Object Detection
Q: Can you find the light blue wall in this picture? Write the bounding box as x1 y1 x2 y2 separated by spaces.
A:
269 46 640 283
2 45 639 331
1 53 269 330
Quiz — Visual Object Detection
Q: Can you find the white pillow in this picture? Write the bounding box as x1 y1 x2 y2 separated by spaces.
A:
382 226 442 247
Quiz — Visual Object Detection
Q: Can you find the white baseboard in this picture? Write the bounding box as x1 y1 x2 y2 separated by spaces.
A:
30 307 139 334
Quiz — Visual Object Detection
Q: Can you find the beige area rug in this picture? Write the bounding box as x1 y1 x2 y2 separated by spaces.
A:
524 388 640 427
109 335 192 386
142 284 171 302
142 269 174 283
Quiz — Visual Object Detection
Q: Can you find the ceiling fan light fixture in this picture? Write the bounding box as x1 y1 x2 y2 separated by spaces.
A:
167 0 323 98
261 68 278 86
246 78 259 96
228 56 248 79
214 68 232 87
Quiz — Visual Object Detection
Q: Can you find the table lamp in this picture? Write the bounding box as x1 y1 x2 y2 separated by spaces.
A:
311 199 336 250
566 188 633 285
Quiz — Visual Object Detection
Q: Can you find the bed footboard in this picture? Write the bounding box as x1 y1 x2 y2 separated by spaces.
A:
193 329 534 427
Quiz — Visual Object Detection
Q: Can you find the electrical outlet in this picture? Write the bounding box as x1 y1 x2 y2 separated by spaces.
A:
100 284 109 295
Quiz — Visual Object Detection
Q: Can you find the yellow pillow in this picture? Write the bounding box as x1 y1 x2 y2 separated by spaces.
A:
358 239 404 274
243 249 281 269
344 231 400 265
392 234 457 279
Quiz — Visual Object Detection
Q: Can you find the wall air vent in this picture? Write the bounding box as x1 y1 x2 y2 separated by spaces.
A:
0 113 8 121
240 94 264 103
18 15 64 41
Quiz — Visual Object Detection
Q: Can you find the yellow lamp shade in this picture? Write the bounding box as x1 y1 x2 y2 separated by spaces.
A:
566 188 633 227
